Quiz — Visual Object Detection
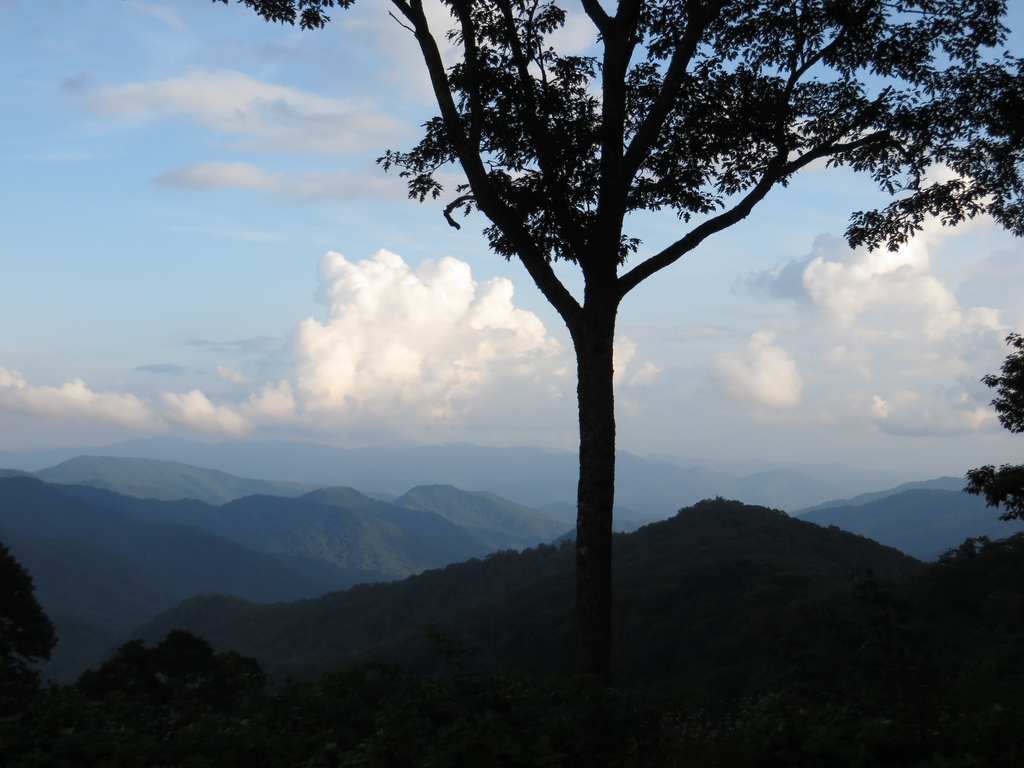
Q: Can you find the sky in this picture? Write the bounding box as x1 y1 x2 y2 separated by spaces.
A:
0 0 1022 478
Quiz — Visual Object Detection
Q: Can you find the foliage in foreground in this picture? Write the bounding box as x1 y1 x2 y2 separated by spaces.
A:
4 528 1024 766
966 332 1024 520
0 540 55 716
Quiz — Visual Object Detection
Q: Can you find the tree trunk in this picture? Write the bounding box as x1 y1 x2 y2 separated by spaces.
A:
572 305 618 686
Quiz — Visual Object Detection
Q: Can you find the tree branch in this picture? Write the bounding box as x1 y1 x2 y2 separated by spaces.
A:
617 131 894 297
387 0 582 327
578 0 610 34
620 0 728 183
441 194 475 230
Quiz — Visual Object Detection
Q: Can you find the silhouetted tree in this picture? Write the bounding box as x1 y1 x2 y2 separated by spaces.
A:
0 540 56 711
76 629 266 713
216 0 1024 684
967 333 1024 519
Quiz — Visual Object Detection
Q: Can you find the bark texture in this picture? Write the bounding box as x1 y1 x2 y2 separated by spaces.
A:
572 305 617 685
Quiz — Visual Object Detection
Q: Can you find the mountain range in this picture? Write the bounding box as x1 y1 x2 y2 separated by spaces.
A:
794 486 1024 560
32 454 320 504
133 497 923 691
1 442 1015 683
0 437 918 514
0 472 565 680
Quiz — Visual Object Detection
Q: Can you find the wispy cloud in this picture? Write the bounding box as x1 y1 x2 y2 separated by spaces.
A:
135 363 190 375
157 161 406 202
123 1 186 30
179 336 285 356
84 69 411 153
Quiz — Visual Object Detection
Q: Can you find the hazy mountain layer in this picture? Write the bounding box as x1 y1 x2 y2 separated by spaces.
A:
794 476 968 514
0 475 569 680
0 477 341 679
34 455 321 504
797 488 1024 560
1 438 924 513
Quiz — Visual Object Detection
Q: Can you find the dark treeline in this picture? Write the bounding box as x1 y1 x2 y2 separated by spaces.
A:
3 498 1024 765
132 497 920 691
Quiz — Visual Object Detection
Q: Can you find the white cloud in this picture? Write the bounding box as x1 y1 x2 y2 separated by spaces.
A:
0 366 164 430
157 161 280 190
956 246 1024 329
246 380 297 419
124 1 185 30
85 69 409 153
742 218 1014 436
713 330 804 409
0 251 575 444
157 161 407 202
870 390 995 437
612 335 636 388
216 366 248 383
289 249 570 438
160 389 250 435
613 335 660 389
629 361 662 388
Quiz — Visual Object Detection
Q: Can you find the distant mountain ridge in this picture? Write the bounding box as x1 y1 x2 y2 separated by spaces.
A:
0 438 925 514
0 475 568 681
0 476 342 680
33 455 322 504
395 485 566 550
796 488 1024 560
794 476 968 514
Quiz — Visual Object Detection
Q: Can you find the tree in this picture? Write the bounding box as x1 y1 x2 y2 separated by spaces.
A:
0 540 56 710
76 629 266 712
966 333 1024 520
216 0 1024 684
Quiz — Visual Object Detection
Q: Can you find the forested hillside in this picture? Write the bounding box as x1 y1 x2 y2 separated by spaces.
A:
4 498 1024 765
135 498 921 692
0 477 565 680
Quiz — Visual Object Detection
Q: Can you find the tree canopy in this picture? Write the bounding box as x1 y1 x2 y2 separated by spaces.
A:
217 0 1024 683
966 333 1024 519
0 540 56 711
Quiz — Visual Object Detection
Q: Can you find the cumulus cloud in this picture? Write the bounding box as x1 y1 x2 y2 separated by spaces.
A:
216 366 249 384
629 361 662 388
756 223 1005 343
0 367 164 430
743 218 1013 436
0 251 583 444
85 69 408 153
956 246 1024 329
160 390 250 435
613 336 637 388
870 388 994 437
713 331 804 409
290 249 570 437
613 335 661 389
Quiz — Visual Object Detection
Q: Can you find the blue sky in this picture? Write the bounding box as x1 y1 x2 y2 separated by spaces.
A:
1 0 1022 478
